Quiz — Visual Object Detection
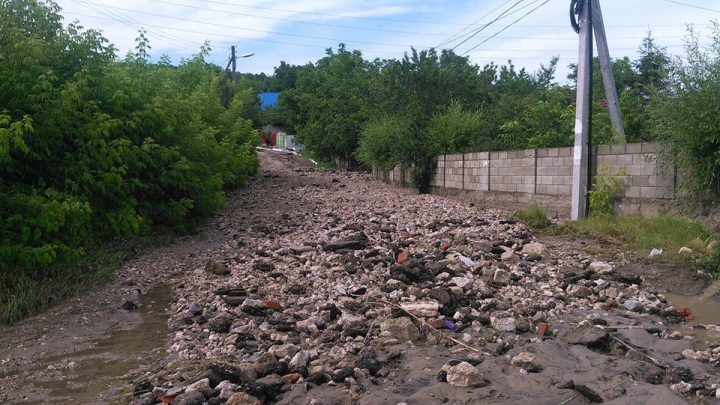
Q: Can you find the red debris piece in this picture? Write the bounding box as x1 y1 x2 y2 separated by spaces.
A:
427 319 449 329
281 373 303 384
397 250 409 264
677 307 692 317
263 300 281 310
537 322 549 336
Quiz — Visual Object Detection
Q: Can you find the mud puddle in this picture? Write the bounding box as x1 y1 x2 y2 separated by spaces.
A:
665 281 720 344
8 286 172 404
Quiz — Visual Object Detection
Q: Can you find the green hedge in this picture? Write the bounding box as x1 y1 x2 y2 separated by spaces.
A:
0 0 260 322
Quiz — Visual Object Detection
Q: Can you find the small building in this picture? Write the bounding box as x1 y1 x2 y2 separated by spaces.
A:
257 92 303 150
258 92 279 110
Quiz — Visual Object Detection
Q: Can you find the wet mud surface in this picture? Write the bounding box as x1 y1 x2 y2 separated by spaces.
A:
0 149 718 404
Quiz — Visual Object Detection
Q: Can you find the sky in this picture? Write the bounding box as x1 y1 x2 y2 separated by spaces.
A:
52 0 720 83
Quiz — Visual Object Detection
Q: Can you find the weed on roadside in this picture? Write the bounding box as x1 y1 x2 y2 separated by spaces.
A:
513 205 553 230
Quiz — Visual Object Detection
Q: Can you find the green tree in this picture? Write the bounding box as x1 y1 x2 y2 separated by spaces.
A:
0 0 260 322
287 45 373 167
635 32 670 96
650 22 720 205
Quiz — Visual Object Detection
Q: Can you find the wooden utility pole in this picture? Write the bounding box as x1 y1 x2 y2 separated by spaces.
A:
231 45 237 81
592 0 625 143
225 47 253 82
571 0 592 221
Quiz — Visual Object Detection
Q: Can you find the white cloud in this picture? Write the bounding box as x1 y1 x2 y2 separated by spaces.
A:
53 0 718 75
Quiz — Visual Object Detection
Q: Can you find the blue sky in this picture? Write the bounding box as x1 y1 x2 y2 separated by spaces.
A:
54 0 719 83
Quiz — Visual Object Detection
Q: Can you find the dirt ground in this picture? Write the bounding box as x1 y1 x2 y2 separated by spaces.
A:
0 148 717 405
0 149 323 404
536 236 712 296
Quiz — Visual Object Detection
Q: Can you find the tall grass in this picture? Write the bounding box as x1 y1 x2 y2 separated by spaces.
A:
513 206 552 229
0 234 174 325
513 207 719 272
565 216 717 258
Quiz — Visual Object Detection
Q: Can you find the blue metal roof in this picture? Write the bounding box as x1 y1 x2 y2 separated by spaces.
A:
258 92 279 110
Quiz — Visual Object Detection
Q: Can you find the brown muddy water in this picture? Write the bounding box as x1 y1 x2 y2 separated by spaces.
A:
665 281 720 344
12 286 171 404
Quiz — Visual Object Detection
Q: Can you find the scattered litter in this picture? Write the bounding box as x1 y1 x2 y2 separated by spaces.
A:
649 248 663 258
452 251 474 267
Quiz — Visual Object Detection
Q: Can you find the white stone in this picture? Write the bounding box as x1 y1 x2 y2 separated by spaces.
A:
446 361 485 387
380 317 420 341
510 352 541 372
522 242 546 256
589 261 613 274
492 317 516 333
400 301 439 317
185 378 211 393
450 276 473 289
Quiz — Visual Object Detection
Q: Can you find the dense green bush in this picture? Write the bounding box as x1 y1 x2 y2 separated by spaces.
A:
0 0 260 323
651 22 720 205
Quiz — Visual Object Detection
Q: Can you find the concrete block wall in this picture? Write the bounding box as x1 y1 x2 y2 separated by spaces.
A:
489 149 536 193
378 142 675 206
594 142 674 199
535 147 574 195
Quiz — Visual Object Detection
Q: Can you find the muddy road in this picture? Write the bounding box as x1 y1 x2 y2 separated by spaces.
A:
1 148 718 405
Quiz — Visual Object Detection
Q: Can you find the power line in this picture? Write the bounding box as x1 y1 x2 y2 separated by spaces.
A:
436 0 519 49
74 0 633 42
69 0 202 51
450 0 529 51
61 8 707 55
68 0 446 49
152 0 507 26
115 0 720 27
462 0 551 56
659 0 720 14
140 0 473 38
66 1 703 43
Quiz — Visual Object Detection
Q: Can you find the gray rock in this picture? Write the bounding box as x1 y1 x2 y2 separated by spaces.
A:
253 352 280 376
185 378 213 398
206 260 230 275
289 350 309 372
446 361 487 387
501 251 517 262
240 299 266 315
380 317 420 341
290 243 315 254
268 343 300 359
208 313 233 333
511 352 542 372
400 301 439 317
492 317 516 333
216 380 238 400
589 261 613 274
521 242 546 256
562 323 608 348
173 390 206 405
670 381 692 394
493 269 511 284
567 284 593 298
188 302 203 316
514 317 532 334
225 392 261 405
623 299 644 312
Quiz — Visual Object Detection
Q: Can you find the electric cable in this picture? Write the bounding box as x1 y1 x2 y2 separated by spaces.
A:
462 0 551 56
70 0 202 51
659 0 720 14
436 0 518 49
450 0 528 51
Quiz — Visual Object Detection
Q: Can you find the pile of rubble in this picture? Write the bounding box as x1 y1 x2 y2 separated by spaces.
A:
128 153 720 405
